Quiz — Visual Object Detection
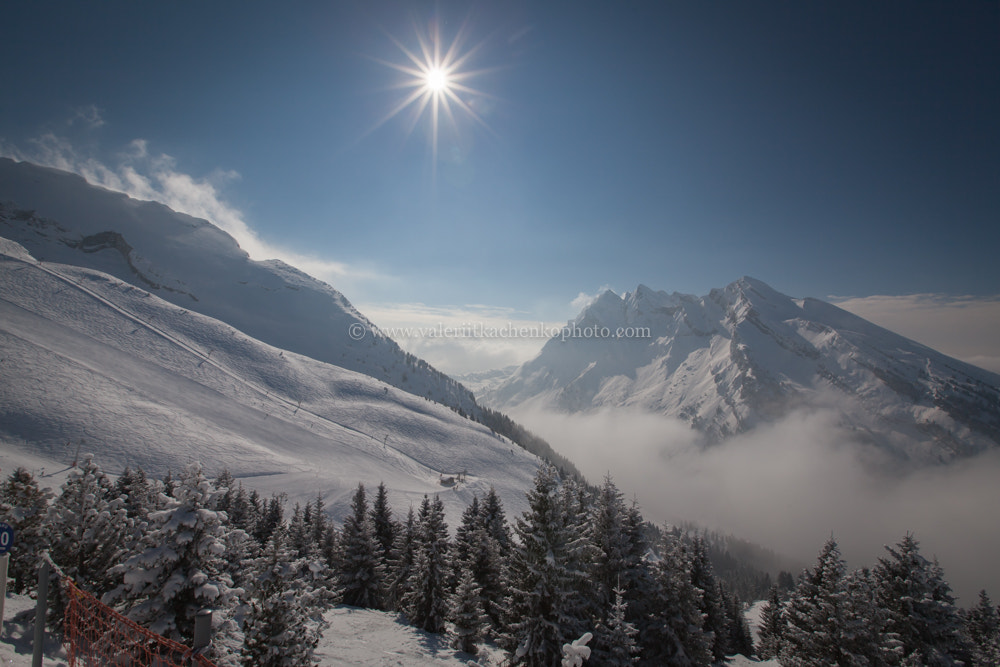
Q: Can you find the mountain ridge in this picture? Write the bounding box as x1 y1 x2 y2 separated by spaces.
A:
0 157 477 415
487 277 1000 463
0 234 540 525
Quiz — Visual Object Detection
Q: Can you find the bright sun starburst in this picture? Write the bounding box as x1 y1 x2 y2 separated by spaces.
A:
367 18 495 170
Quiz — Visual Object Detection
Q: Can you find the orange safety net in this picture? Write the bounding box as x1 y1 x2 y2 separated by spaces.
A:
62 578 218 667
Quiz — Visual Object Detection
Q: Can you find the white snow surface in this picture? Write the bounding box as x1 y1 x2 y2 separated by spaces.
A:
0 236 538 526
1 593 507 666
488 279 1000 462
0 158 479 418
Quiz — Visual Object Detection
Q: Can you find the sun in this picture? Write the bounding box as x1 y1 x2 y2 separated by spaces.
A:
365 17 496 170
425 66 450 94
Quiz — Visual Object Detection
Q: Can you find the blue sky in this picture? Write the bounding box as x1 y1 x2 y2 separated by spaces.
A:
2 1 999 372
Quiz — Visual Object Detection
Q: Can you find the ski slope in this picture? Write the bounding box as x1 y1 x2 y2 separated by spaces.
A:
0 237 538 525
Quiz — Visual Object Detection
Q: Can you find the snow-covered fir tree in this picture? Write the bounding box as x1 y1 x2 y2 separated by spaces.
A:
644 535 712 666
337 483 384 609
386 505 417 611
402 494 451 633
0 466 53 594
689 536 729 663
781 537 874 666
756 585 785 660
507 465 592 667
240 528 322 667
223 483 257 535
722 587 754 659
593 583 639 666
476 487 512 632
965 590 1000 667
591 476 629 613
872 534 971 666
481 486 513 551
46 455 130 622
844 566 899 666
253 493 285 546
115 465 154 523
370 482 398 566
287 503 312 559
453 494 483 576
104 462 242 666
450 564 487 655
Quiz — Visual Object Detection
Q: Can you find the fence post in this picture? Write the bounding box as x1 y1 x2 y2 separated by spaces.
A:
193 608 212 653
32 559 49 667
0 552 9 634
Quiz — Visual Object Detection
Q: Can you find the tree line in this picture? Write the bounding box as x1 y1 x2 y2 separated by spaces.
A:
1 456 997 666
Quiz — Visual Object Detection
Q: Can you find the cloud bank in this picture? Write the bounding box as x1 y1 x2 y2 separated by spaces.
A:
360 301 563 375
834 294 1000 374
512 405 1000 604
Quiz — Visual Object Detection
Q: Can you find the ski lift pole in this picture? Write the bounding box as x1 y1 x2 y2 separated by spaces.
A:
32 558 49 667
0 553 8 634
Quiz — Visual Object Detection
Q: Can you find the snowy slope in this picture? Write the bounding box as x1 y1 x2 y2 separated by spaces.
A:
488 278 1000 462
0 591 503 666
0 158 477 416
0 237 538 525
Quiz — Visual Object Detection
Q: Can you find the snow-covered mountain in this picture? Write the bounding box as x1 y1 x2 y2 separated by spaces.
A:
488 278 1000 463
0 159 542 524
0 235 538 524
0 158 475 414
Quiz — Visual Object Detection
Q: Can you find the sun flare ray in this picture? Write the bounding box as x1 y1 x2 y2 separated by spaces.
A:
365 16 497 176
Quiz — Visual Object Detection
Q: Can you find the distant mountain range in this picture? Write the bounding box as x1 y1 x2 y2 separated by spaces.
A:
485 278 1000 463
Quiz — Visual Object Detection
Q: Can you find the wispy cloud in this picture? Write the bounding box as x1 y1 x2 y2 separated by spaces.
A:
70 104 105 129
359 301 564 375
0 132 385 291
833 294 1000 374
570 284 617 312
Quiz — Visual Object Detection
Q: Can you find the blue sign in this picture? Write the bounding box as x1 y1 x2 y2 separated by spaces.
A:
0 522 13 555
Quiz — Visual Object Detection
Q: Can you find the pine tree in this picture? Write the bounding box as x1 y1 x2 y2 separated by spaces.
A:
213 469 235 510
370 482 398 566
253 493 284 546
643 536 711 666
844 566 897 666
722 588 754 658
226 484 256 534
965 590 1000 667
450 565 487 655
477 487 512 633
872 534 971 666
593 584 639 666
756 585 785 660
781 537 870 666
619 499 659 665
402 494 451 633
386 506 417 611
480 486 512 552
104 463 242 665
115 466 153 523
453 495 483 574
0 467 53 593
161 468 176 498
287 503 312 559
689 536 728 662
507 465 592 666
240 528 322 667
338 483 384 609
308 492 328 553
591 476 628 613
47 455 130 621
